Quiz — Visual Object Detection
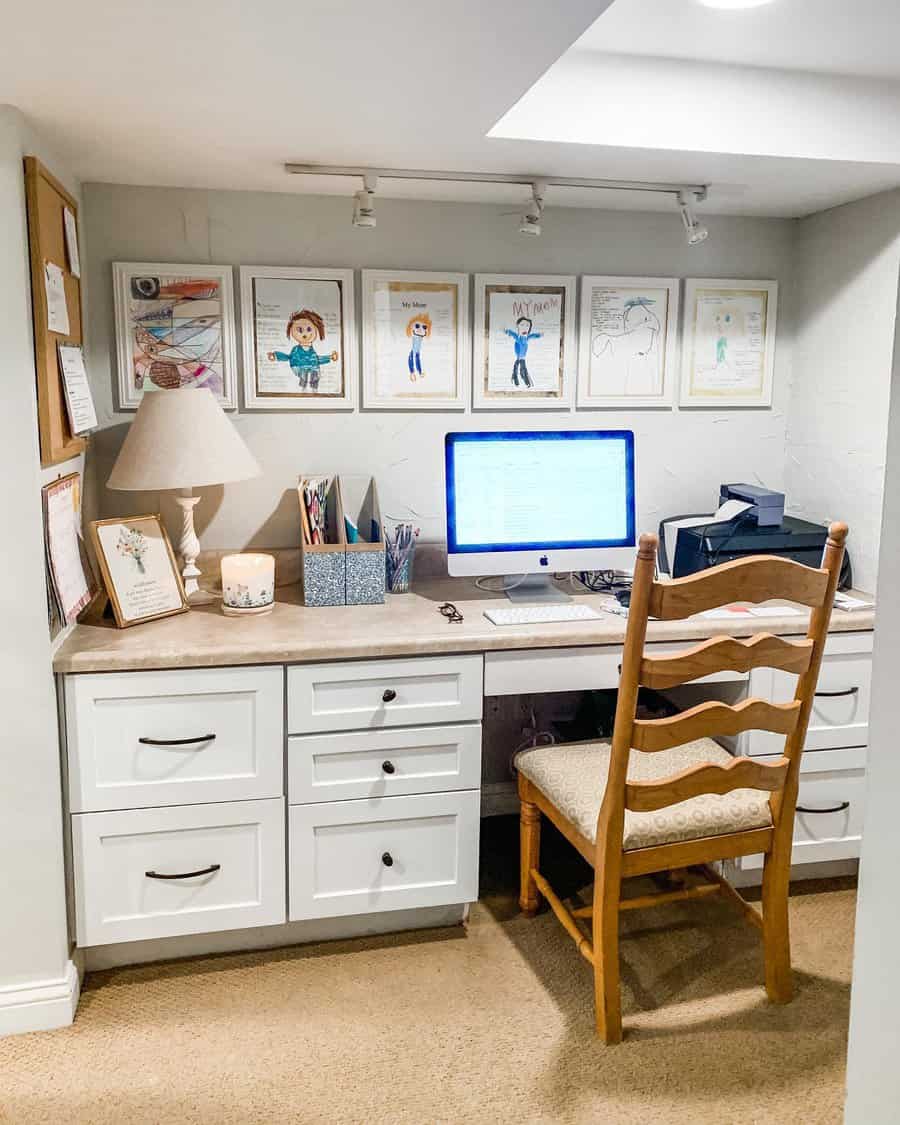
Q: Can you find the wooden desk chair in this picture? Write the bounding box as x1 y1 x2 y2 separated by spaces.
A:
516 523 847 1044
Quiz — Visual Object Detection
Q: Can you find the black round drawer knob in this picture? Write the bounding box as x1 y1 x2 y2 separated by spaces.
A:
381 760 396 775
382 852 394 867
382 688 397 703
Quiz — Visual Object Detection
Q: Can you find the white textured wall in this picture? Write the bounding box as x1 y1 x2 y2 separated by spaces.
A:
82 184 795 551
845 273 900 1124
0 106 75 1008
787 189 900 593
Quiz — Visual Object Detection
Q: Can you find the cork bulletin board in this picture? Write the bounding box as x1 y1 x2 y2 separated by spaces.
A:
24 156 86 467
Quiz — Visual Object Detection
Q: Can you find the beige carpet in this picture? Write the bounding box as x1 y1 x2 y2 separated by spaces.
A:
0 818 855 1125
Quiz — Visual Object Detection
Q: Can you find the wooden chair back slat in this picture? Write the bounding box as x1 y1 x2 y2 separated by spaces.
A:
640 633 814 690
632 698 801 752
648 555 830 621
625 755 789 813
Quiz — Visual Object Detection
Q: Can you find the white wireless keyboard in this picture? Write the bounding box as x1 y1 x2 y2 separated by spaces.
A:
484 604 603 626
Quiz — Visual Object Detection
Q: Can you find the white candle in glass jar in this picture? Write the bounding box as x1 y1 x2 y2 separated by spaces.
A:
221 553 275 616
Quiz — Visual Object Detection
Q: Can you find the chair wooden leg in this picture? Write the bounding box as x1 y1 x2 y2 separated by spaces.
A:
761 844 793 1003
519 799 541 916
593 873 623 1044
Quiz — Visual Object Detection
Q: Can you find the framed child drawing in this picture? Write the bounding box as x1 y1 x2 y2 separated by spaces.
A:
473 274 576 409
680 278 778 407
361 270 469 409
113 262 238 410
239 266 357 410
577 276 679 408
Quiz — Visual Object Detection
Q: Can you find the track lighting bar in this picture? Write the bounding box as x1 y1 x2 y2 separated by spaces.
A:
284 162 708 201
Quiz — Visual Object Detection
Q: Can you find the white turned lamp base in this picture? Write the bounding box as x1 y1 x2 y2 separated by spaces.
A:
174 490 217 605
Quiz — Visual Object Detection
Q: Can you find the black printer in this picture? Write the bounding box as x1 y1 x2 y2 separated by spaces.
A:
658 486 852 589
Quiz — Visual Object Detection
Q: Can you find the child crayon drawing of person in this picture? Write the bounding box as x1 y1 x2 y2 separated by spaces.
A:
713 305 743 368
406 312 432 381
267 309 338 391
505 316 542 388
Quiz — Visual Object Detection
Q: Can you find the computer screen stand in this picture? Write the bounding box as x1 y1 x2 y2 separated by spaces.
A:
504 575 572 604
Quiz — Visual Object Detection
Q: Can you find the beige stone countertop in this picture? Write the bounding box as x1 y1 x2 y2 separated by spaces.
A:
53 578 876 674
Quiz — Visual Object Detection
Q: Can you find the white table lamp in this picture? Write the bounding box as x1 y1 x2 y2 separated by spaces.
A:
108 388 261 603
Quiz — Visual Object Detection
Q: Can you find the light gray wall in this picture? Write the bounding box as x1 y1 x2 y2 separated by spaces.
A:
0 105 75 1003
82 184 796 551
845 269 900 1123
787 189 900 594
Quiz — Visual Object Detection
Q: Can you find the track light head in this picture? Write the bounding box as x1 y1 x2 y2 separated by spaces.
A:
519 180 547 237
352 173 378 229
677 189 708 245
353 189 376 228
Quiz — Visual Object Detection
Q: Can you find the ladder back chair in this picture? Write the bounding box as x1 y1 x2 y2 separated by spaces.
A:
516 522 848 1044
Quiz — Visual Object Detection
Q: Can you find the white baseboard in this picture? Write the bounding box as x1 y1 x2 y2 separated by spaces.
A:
84 903 467 971
0 960 80 1037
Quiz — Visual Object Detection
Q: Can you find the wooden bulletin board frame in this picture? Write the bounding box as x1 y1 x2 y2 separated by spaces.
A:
24 156 87 466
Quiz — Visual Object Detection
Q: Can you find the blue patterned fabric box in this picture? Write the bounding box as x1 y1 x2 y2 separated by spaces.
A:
300 548 346 607
346 546 385 605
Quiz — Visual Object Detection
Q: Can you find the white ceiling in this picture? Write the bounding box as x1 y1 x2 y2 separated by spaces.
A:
3 0 900 218
0 1 607 192
579 0 900 81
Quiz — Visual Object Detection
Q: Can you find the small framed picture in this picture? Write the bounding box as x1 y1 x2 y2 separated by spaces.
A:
473 274 576 409
89 515 188 628
240 266 356 410
362 270 469 409
113 262 238 410
577 276 679 408
681 278 778 407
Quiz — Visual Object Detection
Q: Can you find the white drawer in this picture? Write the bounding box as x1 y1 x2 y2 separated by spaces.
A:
484 641 746 698
73 799 286 946
65 667 284 812
745 633 872 756
289 790 480 920
742 768 866 870
288 723 482 804
287 655 483 734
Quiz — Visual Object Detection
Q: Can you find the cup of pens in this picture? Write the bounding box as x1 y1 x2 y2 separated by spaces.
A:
385 521 418 594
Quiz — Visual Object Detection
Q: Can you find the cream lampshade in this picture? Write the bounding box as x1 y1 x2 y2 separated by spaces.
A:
108 387 261 603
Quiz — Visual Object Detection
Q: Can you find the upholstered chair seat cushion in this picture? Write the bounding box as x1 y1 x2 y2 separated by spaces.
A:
515 738 773 851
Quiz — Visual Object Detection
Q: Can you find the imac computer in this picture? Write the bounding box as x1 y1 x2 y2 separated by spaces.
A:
444 429 636 603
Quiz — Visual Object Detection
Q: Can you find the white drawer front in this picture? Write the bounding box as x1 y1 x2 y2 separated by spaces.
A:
289 791 479 920
66 667 284 812
485 641 746 698
742 769 866 870
288 655 483 734
73 799 286 946
288 723 482 804
745 634 872 757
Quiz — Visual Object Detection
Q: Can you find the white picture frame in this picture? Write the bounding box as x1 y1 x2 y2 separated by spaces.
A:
239 266 356 411
680 278 778 408
113 262 238 411
473 273 576 410
361 270 469 410
577 276 679 409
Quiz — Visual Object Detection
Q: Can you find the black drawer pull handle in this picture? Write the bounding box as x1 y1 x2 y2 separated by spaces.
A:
381 760 396 775
145 863 221 880
814 687 859 699
796 802 850 815
381 852 394 867
382 689 397 703
138 734 217 747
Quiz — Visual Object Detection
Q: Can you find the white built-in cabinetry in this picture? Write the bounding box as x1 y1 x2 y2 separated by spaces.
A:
737 631 872 870
62 632 870 953
65 655 483 949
